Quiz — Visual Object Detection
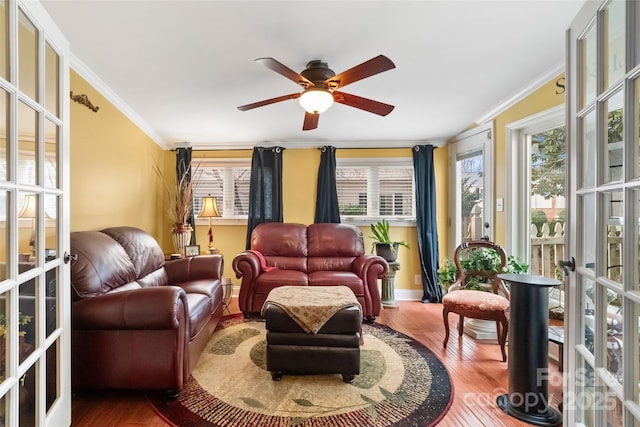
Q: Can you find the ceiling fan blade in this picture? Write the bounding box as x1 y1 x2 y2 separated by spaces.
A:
255 57 314 88
327 55 395 89
237 93 300 111
302 112 319 131
333 91 394 116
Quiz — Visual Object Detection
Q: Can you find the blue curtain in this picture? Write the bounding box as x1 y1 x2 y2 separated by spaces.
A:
314 146 340 223
245 147 284 249
176 147 196 245
413 145 442 302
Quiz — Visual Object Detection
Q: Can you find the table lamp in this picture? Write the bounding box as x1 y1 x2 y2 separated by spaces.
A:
198 195 221 254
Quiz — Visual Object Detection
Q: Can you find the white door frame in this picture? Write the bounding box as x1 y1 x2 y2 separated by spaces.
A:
448 122 494 255
504 104 565 259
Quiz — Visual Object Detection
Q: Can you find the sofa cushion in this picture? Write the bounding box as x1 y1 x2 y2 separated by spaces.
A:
185 293 213 340
251 223 308 257
308 223 364 257
256 270 309 295
102 226 165 281
70 231 137 299
308 271 364 295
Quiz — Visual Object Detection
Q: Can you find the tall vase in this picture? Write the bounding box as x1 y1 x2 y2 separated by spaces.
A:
172 224 192 256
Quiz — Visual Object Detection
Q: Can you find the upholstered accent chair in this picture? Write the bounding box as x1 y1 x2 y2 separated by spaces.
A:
442 240 509 361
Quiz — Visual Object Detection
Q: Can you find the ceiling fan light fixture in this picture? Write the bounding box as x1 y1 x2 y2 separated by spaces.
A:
299 88 334 114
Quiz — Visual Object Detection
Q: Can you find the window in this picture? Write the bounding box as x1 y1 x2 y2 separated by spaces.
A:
336 158 415 221
192 159 251 219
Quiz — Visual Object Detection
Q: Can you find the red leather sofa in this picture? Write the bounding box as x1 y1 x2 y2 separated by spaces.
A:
70 226 223 397
232 222 388 323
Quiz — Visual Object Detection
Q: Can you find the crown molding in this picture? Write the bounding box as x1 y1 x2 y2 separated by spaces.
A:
70 54 169 149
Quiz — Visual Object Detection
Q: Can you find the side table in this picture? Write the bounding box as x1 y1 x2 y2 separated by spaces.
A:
496 273 562 427
222 278 233 314
381 261 400 308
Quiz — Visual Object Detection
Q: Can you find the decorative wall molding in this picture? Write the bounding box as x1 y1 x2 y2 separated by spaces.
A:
70 92 99 112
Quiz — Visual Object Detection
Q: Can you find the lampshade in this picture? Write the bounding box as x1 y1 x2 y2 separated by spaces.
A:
18 194 37 218
198 196 221 218
299 88 334 114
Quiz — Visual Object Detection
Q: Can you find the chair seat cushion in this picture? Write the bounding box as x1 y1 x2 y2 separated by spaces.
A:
442 290 509 314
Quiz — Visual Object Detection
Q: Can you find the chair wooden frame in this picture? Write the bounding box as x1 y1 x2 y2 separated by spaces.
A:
442 240 510 361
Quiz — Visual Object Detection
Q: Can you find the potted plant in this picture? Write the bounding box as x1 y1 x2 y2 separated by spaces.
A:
439 252 529 292
369 219 410 262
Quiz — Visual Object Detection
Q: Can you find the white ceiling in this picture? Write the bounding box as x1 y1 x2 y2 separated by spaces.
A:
41 0 586 150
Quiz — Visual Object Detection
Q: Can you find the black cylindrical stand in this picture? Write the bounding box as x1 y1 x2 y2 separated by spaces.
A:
496 273 562 427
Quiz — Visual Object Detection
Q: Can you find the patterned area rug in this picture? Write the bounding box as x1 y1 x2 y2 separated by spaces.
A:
148 316 453 427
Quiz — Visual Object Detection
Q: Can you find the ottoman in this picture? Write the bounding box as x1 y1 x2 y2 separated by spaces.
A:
262 286 362 383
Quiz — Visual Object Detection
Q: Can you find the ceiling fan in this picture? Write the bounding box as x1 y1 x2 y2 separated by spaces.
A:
237 55 395 131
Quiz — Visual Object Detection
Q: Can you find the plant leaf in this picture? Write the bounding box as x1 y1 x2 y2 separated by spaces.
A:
292 399 315 407
240 397 266 409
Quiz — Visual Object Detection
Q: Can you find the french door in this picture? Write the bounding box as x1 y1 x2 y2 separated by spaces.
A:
565 0 639 425
449 123 494 255
0 1 70 426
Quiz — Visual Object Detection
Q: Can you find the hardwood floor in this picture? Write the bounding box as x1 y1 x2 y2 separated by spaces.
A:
71 299 563 426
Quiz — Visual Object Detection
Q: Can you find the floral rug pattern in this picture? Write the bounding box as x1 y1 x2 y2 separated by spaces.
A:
148 317 453 427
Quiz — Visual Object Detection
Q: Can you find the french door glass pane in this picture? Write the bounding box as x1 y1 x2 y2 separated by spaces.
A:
0 293 6 381
45 119 58 189
604 190 623 283
20 362 36 426
605 289 623 383
582 110 597 187
45 42 59 117
18 10 37 101
575 353 596 425
0 190 6 281
457 149 483 241
582 277 596 353
0 89 7 181
18 192 36 267
636 189 640 292
605 91 624 183
636 78 640 178
604 0 625 89
18 278 36 364
581 24 597 108
17 101 37 186
530 125 566 278
45 339 59 412
605 395 623 426
45 267 58 337
0 0 6 80
582 193 596 271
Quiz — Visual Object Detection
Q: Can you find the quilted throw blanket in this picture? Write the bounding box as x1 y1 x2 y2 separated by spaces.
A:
262 286 362 334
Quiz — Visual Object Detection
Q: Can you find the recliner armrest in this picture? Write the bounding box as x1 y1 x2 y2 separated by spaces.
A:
351 255 388 279
232 251 261 280
72 286 187 330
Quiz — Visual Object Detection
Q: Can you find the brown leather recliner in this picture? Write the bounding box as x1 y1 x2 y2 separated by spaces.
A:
70 226 223 396
232 223 388 323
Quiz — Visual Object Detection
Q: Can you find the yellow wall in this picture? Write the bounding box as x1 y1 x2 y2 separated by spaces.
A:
70 70 165 237
70 71 562 298
492 74 566 245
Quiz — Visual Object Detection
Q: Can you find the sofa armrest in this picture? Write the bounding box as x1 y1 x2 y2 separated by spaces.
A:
232 251 262 313
72 286 188 330
352 255 388 316
165 255 223 283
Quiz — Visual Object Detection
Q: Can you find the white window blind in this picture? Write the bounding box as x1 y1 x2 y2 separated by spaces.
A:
336 158 415 220
192 159 251 218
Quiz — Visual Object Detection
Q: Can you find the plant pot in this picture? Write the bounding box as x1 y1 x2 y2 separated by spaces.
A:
375 242 399 262
172 223 193 256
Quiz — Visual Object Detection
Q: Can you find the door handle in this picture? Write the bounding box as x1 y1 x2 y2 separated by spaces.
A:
64 252 78 264
558 257 575 276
